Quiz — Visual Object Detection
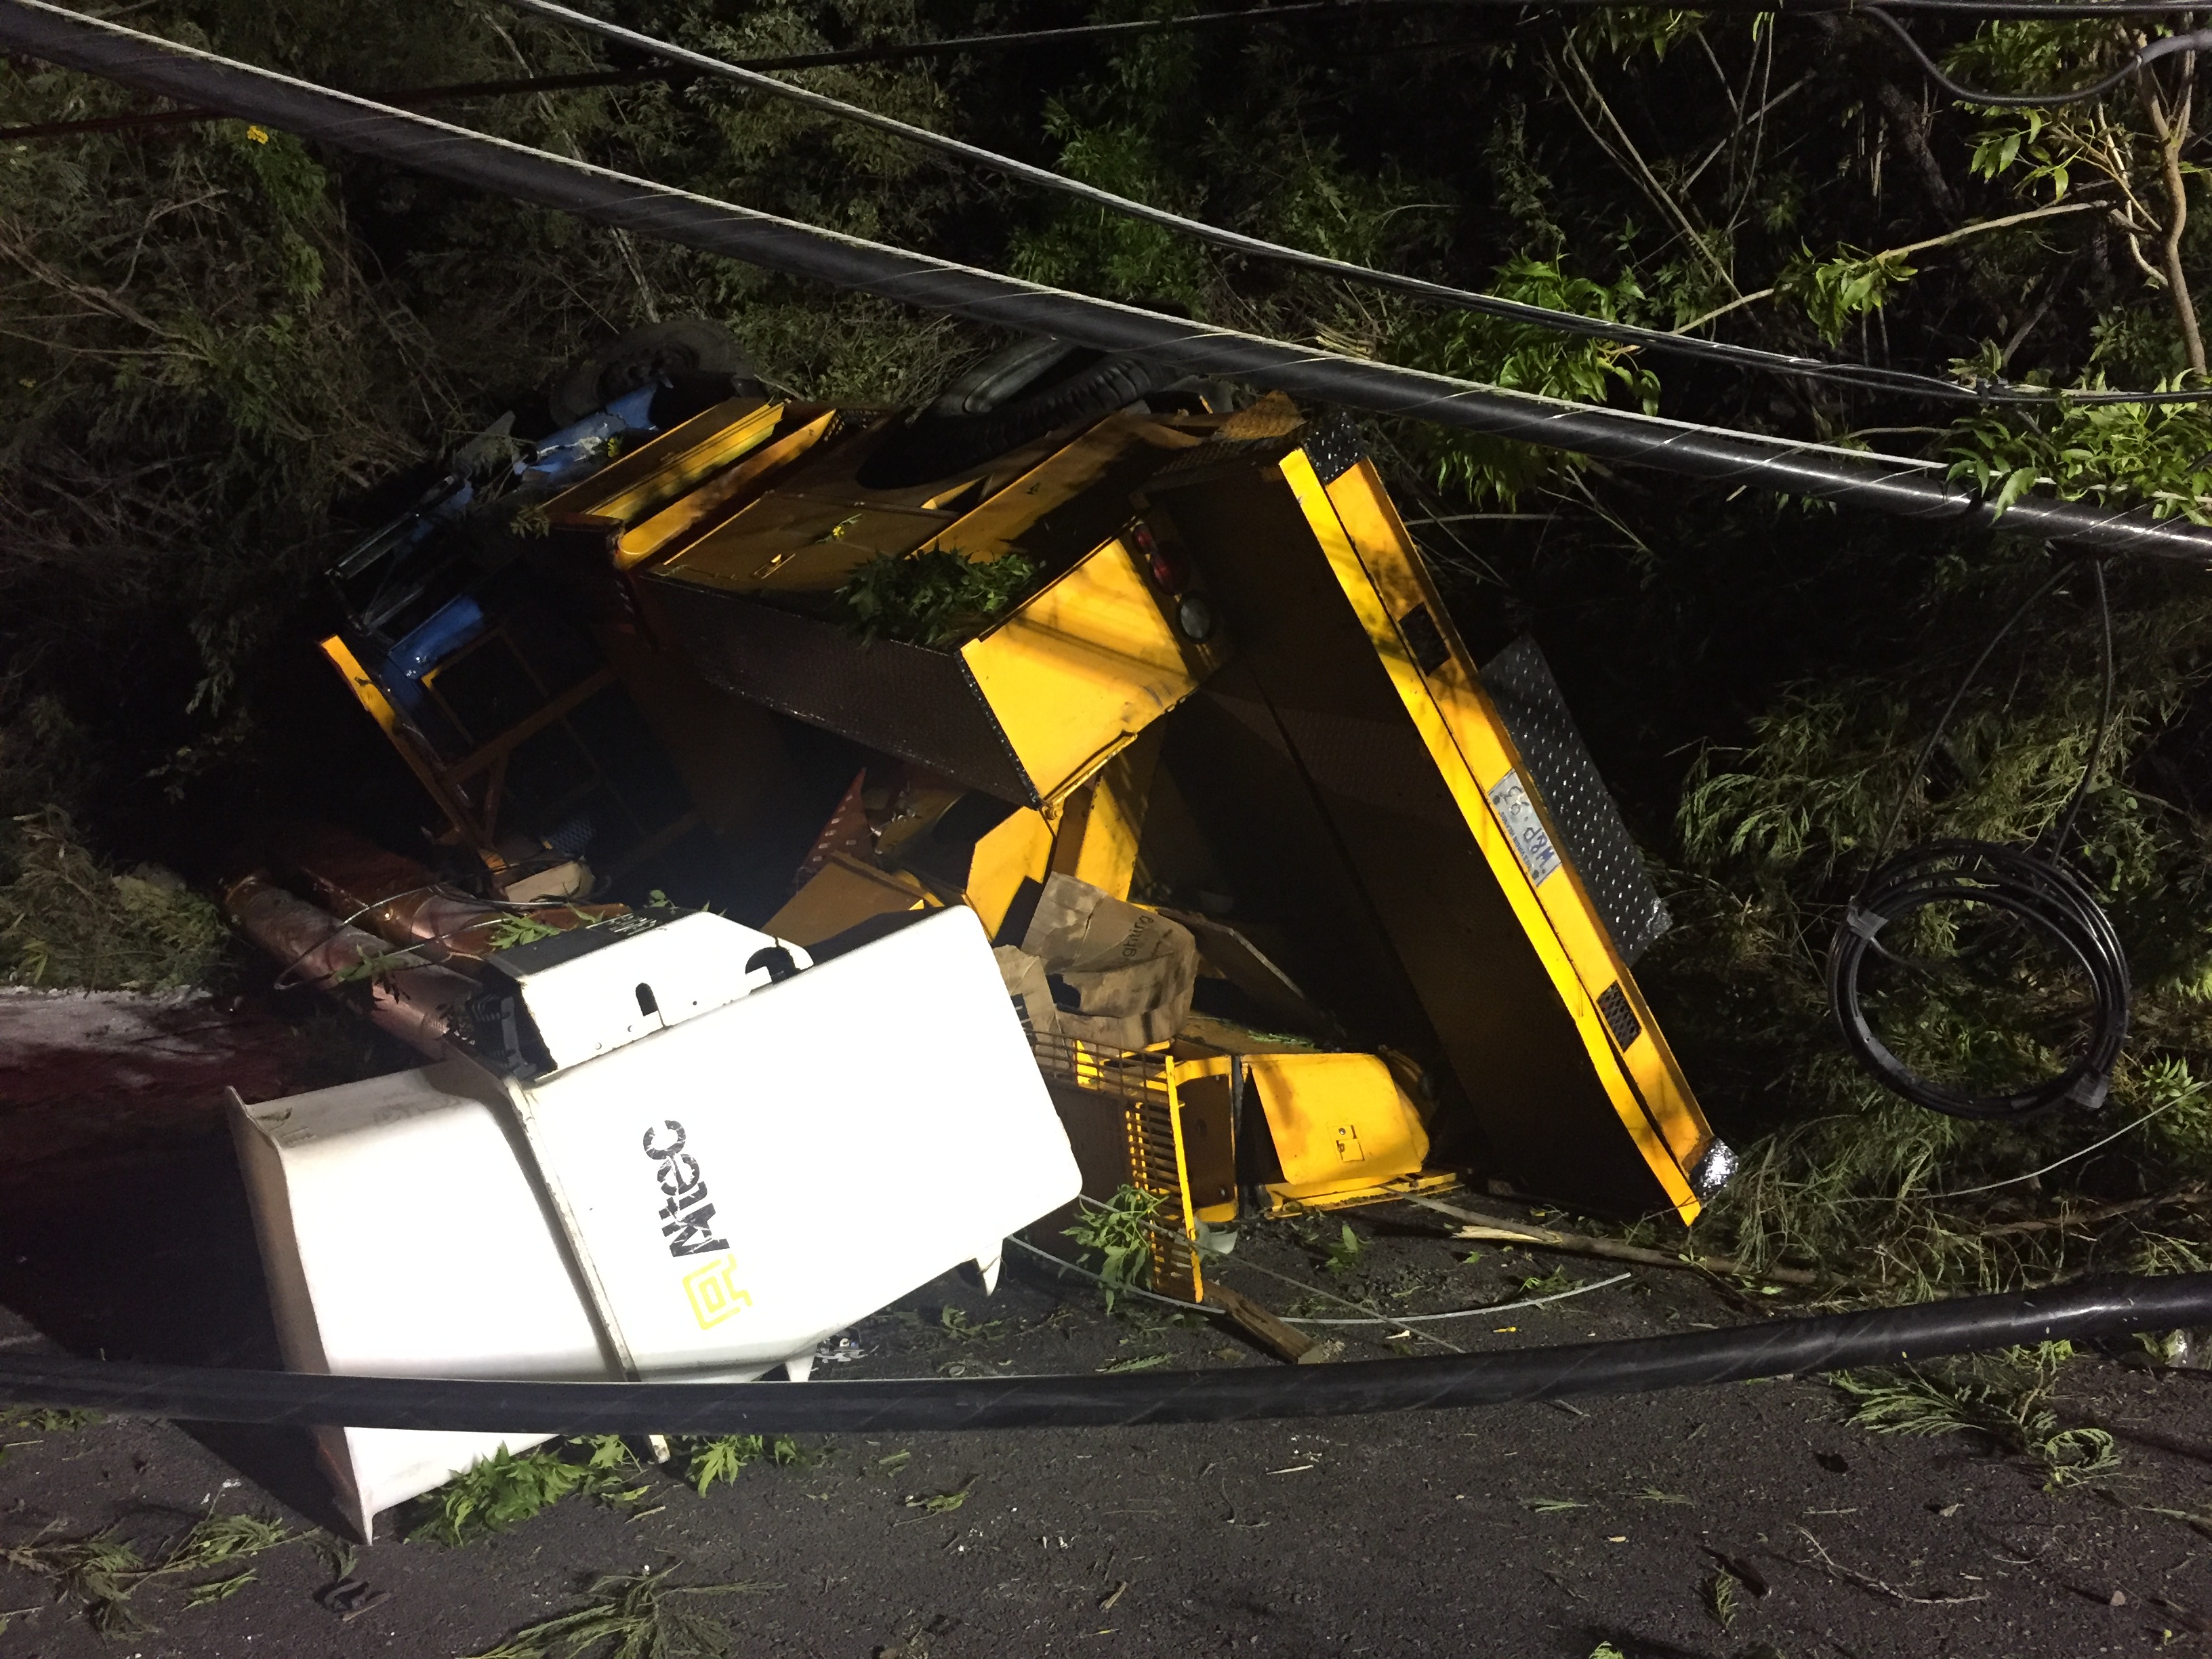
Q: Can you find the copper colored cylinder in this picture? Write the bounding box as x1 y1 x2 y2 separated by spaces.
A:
222 873 478 1058
263 821 623 964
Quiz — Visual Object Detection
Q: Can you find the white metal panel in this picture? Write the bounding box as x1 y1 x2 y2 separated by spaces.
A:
505 911 811 1072
228 1061 614 1540
511 905 1081 1376
229 904 1076 1539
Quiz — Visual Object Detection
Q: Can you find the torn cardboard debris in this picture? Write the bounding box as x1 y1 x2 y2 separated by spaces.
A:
998 874 1197 1049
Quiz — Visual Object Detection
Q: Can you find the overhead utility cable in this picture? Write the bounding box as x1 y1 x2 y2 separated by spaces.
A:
1865 6 2212 106
504 0 2212 409
4 0 2208 560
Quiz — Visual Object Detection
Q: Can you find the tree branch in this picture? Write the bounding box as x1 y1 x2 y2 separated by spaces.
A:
1673 199 2105 335
1555 40 1740 297
1873 78 1965 224
2139 52 2207 375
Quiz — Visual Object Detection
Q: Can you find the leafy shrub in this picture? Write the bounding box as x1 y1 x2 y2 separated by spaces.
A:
0 810 227 991
834 549 1038 647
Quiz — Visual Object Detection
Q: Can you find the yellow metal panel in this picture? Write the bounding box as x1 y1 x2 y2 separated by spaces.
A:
1166 1052 1239 1224
963 537 1202 805
317 635 487 856
546 398 781 529
617 409 840 570
1273 451 1703 1221
1158 1061 1204 1302
764 853 935 947
1048 727 1161 901
1317 459 1715 1182
1246 1052 1428 1203
920 409 1201 562
657 492 952 595
962 807 1056 938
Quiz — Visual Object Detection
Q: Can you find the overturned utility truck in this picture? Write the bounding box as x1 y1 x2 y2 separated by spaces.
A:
228 335 1731 1532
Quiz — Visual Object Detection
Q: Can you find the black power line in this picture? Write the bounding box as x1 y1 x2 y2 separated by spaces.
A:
1 1272 2208 1429
3 0 2207 559
1866 6 2212 106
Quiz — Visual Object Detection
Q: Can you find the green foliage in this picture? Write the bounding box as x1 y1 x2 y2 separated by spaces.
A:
904 1479 975 1515
0 809 228 990
0 1510 302 1633
407 1446 602 1547
1517 1268 1580 1298
1569 7 1707 63
1065 1185 1167 1311
1097 1350 1172 1373
486 913 567 951
1008 109 1212 307
1401 257 1660 507
939 1305 1009 1341
1323 1222 1366 1275
467 1566 777 1659
1706 1568 1740 1629
679 1433 802 1496
0 1404 96 1445
834 550 1038 647
1949 390 2212 523
1834 1341 2121 1488
1776 245 1919 346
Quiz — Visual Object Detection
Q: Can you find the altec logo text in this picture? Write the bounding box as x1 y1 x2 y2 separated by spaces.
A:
642 1120 729 1257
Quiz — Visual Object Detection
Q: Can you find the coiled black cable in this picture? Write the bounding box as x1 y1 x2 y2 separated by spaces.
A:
1829 840 2130 1117
1828 563 2130 1120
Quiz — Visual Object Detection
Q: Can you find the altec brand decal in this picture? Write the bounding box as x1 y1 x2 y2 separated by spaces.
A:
642 1120 729 1257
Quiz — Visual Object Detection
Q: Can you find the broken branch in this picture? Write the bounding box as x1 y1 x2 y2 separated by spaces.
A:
1405 1195 1824 1287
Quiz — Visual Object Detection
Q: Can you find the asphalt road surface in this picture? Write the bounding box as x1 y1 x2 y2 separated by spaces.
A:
3 1131 2211 1659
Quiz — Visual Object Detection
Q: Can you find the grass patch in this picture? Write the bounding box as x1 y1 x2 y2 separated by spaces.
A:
1833 1340 2120 1489
467 1565 778 1659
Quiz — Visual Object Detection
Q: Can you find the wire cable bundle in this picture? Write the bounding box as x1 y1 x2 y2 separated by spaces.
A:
1828 839 2131 1118
1828 563 2131 1119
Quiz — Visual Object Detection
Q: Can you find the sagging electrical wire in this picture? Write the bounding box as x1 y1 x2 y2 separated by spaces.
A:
1917 1082 2196 1197
1003 1233 1629 1324
1828 562 2132 1122
504 0 2212 410
1864 5 2212 108
1065 1195 1459 1350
